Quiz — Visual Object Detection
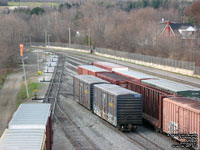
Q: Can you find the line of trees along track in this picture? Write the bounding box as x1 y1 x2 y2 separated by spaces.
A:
0 0 200 83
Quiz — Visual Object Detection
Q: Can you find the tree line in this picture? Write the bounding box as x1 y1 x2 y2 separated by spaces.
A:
0 0 200 77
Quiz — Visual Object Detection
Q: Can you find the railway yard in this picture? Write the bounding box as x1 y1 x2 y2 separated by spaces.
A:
0 47 200 150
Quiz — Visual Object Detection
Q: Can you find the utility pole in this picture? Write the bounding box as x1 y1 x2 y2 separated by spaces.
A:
88 28 91 50
21 34 24 44
20 44 29 98
68 27 71 47
22 57 29 98
45 30 47 47
48 34 51 47
29 33 32 46
37 49 40 73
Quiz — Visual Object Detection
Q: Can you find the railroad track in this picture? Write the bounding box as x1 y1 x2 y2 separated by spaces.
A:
94 114 164 150
45 54 64 104
55 103 97 150
60 51 200 88
45 52 188 150
62 58 185 150
44 54 97 150
125 132 164 150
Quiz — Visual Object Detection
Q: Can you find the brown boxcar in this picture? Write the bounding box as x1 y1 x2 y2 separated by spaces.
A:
78 65 110 76
96 72 130 88
127 80 173 129
115 70 156 82
93 61 128 71
163 97 200 149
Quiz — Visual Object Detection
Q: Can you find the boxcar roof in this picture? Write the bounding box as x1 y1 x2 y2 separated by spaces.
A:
94 84 141 96
97 72 130 81
79 65 109 72
94 62 127 68
115 70 156 80
142 78 200 93
8 104 51 129
74 75 109 84
0 129 45 150
164 97 200 113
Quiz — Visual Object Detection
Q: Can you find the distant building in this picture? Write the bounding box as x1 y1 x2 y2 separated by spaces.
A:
160 19 199 47
161 20 195 38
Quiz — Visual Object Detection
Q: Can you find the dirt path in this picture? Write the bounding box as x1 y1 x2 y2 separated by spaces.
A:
0 72 23 135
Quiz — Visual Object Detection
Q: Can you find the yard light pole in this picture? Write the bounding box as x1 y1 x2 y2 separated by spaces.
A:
88 28 91 50
37 49 40 73
29 33 32 46
20 44 29 98
68 27 71 47
48 34 51 47
45 30 47 47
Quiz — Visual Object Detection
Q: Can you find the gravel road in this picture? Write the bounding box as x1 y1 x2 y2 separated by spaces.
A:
0 72 23 135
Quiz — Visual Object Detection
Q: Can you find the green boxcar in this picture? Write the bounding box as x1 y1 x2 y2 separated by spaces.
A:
142 78 200 98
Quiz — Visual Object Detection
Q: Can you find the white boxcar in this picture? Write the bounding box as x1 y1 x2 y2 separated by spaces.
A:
7 103 52 150
0 129 46 150
8 103 51 129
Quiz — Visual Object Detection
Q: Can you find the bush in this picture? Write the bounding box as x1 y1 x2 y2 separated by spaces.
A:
30 7 45 15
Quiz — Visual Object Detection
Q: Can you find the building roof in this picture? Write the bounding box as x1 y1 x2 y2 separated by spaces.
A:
161 21 194 35
170 22 193 31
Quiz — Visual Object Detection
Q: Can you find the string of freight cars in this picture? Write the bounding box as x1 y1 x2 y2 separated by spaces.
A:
77 61 200 149
73 75 166 150
0 52 59 150
0 104 53 150
58 51 200 88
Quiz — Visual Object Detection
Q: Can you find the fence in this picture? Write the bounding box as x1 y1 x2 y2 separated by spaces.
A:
95 47 195 70
30 42 200 76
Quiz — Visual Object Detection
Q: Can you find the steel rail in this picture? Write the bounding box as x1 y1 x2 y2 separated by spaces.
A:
51 57 64 119
63 51 200 88
54 103 97 150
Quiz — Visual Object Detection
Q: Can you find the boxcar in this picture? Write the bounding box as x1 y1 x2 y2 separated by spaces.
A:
73 75 109 110
8 103 52 150
78 65 110 76
163 97 200 148
115 70 156 82
93 84 142 130
142 78 200 98
0 129 46 150
127 80 173 129
96 72 130 88
93 61 128 71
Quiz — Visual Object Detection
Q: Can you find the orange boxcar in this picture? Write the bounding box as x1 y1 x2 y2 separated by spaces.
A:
93 62 128 71
78 65 110 76
163 97 200 149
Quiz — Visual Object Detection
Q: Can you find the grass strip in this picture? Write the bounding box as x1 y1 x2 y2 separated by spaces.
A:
17 82 41 107
0 75 7 90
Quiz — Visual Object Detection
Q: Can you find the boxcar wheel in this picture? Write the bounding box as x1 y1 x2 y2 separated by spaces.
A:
131 126 138 132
